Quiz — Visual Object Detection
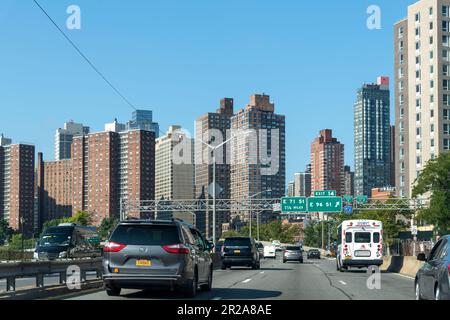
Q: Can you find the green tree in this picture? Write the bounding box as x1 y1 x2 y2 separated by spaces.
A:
9 234 35 250
0 219 13 246
412 152 450 235
98 217 119 240
71 211 93 226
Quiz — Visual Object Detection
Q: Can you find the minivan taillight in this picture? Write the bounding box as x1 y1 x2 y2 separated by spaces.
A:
162 244 190 254
103 242 127 253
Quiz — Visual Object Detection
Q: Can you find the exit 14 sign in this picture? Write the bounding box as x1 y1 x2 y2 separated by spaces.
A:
313 190 337 197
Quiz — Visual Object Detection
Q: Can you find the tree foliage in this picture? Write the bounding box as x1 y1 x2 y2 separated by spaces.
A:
221 221 302 244
0 219 13 246
98 217 119 240
412 152 450 235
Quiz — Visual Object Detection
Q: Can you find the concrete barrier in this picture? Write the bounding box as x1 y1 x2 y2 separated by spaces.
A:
381 256 424 278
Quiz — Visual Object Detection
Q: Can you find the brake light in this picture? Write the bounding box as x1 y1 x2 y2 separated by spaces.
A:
162 243 190 254
103 242 127 253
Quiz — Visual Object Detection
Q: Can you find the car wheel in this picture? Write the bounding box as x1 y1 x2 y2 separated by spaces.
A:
283 259 287 263
105 286 121 297
415 281 423 300
221 264 227 270
435 284 441 301
201 267 213 292
184 272 198 298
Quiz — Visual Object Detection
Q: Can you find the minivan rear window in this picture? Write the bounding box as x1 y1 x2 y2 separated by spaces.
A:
286 246 301 251
224 238 251 247
110 225 180 246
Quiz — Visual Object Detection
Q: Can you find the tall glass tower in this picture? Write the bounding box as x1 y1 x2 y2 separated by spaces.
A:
127 110 160 138
354 77 391 197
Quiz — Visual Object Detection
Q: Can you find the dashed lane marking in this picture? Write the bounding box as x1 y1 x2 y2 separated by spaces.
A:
242 279 252 284
339 281 347 285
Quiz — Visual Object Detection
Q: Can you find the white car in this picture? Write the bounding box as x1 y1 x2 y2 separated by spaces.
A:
264 245 276 259
272 240 282 251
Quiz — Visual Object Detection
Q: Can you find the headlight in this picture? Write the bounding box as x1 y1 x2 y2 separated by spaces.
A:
58 251 68 258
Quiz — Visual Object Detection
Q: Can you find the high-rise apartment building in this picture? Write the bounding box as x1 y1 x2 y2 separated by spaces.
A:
36 153 73 228
395 0 450 198
0 139 35 236
72 129 155 225
55 121 90 161
310 129 345 196
354 77 392 197
344 165 355 197
230 94 286 225
287 181 295 197
293 165 312 197
127 110 160 138
155 125 194 201
195 98 234 238
105 119 126 133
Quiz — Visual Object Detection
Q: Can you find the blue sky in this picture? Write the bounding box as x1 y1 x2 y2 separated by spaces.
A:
0 0 414 181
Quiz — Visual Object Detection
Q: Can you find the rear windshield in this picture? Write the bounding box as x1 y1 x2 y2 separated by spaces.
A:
110 225 180 246
224 238 251 246
39 227 73 246
373 232 380 243
286 246 301 251
355 232 371 243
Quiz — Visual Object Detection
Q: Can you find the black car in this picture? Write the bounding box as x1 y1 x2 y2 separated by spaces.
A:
102 219 214 297
34 223 101 260
256 242 264 255
221 237 260 270
415 235 449 300
307 249 321 259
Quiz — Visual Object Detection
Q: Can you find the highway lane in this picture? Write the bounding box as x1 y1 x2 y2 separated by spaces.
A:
64 253 415 300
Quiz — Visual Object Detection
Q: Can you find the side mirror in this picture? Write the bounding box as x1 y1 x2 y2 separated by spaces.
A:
417 253 427 261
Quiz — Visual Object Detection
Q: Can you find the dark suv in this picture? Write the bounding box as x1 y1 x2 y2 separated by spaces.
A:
221 237 260 270
102 219 214 297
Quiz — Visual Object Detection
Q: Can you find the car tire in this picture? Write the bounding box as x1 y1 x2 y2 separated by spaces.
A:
415 281 424 300
105 286 121 297
435 284 441 301
283 259 287 264
299 259 303 264
201 267 213 292
221 264 227 270
184 272 198 298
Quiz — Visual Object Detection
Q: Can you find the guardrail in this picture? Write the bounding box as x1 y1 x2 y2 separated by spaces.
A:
0 258 102 292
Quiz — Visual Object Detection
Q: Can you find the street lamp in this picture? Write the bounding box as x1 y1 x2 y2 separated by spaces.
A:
196 130 252 246
248 189 272 241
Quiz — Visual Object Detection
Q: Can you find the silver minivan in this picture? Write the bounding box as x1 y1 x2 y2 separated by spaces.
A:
102 219 214 297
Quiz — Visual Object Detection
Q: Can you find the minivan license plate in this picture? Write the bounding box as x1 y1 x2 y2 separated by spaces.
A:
234 250 241 254
136 259 151 267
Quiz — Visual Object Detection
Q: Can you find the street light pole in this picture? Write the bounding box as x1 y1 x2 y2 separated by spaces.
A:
212 152 216 246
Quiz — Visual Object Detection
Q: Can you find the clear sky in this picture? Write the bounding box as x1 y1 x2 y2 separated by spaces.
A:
0 0 415 182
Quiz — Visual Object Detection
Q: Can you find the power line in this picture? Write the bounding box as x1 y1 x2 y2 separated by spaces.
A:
32 0 136 111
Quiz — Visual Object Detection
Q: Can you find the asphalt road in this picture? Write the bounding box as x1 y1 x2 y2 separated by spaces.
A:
64 253 415 300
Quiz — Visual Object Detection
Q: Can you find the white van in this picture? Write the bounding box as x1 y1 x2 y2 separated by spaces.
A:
264 245 276 259
336 220 383 272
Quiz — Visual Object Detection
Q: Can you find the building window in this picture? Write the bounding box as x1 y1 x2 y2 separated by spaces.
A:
445 123 450 135
443 5 449 17
444 139 450 150
443 20 449 32
416 13 421 22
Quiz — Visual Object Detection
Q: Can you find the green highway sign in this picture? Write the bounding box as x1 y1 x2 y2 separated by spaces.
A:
307 197 343 213
281 197 308 213
313 190 337 197
343 195 354 203
356 195 369 204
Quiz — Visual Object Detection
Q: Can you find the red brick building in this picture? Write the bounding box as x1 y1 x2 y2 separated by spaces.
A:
0 143 35 236
72 130 155 225
311 129 345 196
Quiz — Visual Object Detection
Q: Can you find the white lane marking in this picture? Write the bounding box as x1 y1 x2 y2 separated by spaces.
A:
260 271 265 274
242 278 252 283
393 273 415 280
339 281 347 285
211 297 222 300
